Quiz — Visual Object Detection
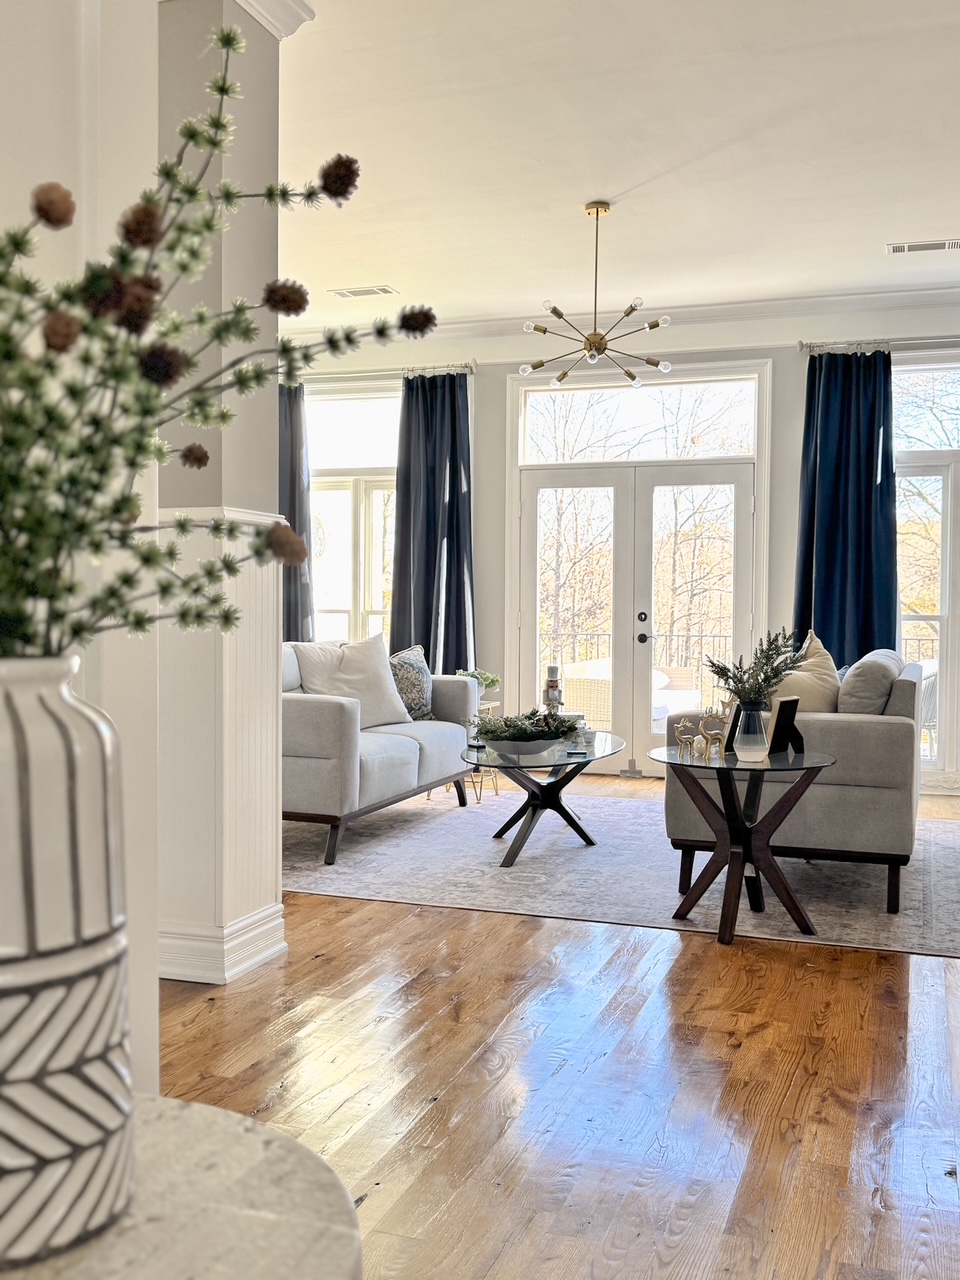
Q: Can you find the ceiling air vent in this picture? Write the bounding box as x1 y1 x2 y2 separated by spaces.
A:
886 239 960 254
328 285 398 298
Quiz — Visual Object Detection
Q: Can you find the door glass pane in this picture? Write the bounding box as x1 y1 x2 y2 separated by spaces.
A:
537 487 614 730
897 473 943 762
893 367 960 451
312 487 353 616
651 484 735 732
523 380 755 463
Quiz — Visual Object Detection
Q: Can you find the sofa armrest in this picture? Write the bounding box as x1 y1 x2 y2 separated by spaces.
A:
282 692 361 760
431 675 479 727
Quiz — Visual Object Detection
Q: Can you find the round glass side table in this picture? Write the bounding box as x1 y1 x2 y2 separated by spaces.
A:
648 746 836 945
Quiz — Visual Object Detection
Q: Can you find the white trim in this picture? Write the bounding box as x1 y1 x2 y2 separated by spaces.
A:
285 285 960 350
230 0 314 40
159 505 281 526
158 904 287 985
302 371 404 399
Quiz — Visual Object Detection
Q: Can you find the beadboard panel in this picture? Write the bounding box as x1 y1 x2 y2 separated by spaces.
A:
158 509 285 983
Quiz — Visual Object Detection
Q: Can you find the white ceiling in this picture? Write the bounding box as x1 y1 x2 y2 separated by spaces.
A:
278 0 960 337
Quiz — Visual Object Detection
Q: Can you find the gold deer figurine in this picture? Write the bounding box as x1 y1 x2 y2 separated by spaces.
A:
699 706 727 758
674 717 697 760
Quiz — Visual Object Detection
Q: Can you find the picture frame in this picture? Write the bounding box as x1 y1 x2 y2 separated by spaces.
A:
722 702 742 753
768 695 804 754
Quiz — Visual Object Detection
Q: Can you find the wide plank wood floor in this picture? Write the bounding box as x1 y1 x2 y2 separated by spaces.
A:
161 777 960 1279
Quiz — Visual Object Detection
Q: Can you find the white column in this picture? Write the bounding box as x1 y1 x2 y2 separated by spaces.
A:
0 0 162 1091
156 0 313 983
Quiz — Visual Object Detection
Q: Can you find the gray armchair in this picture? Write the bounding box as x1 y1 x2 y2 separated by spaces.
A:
664 663 922 912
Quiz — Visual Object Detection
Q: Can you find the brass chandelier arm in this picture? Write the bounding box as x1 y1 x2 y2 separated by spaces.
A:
536 346 587 369
555 352 589 382
537 326 588 343
606 323 657 342
601 351 639 384
605 346 663 365
551 312 589 341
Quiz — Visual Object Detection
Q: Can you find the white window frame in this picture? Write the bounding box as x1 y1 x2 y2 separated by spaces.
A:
502 360 772 717
892 351 960 788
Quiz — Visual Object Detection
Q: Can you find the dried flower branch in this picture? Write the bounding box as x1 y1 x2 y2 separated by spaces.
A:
0 25 436 657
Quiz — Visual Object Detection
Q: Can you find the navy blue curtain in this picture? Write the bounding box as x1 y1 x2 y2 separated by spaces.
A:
792 350 897 667
278 383 314 642
389 372 476 673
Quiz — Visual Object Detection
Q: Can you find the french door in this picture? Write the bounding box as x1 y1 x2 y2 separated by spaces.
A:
518 462 756 773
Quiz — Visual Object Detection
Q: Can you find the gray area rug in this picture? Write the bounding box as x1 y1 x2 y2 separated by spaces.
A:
282 793 960 956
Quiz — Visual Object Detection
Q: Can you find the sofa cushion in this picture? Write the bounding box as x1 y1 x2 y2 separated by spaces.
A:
838 649 904 715
281 644 302 692
358 731 419 807
773 630 840 712
293 635 411 729
389 645 434 720
372 720 468 786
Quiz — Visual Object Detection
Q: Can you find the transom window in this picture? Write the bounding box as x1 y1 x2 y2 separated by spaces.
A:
522 376 757 464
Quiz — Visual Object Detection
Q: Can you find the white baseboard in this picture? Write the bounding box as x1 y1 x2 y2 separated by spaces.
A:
921 771 960 796
159 903 287 985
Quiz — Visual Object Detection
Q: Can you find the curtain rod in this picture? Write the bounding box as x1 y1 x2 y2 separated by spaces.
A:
402 361 477 377
798 336 960 355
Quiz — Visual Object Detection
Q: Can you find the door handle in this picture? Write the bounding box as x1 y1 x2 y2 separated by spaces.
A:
637 633 649 644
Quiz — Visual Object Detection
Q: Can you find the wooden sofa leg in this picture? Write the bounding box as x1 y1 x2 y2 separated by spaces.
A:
324 821 345 866
453 778 468 807
886 864 901 914
679 848 695 894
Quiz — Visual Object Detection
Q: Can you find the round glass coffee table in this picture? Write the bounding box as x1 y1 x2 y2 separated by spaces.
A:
649 746 836 945
462 733 625 867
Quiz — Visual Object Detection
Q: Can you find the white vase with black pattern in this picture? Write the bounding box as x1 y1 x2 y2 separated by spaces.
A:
0 656 133 1269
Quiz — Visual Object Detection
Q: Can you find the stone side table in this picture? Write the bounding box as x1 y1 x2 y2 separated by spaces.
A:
24 1095 362 1279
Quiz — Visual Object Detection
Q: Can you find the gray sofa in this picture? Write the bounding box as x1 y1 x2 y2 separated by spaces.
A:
281 644 478 863
664 661 922 912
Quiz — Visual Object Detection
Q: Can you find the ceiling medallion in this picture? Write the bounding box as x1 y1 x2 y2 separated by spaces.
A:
520 200 672 388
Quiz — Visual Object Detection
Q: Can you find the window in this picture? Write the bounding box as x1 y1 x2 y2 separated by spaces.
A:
893 360 960 774
305 391 401 644
522 377 756 464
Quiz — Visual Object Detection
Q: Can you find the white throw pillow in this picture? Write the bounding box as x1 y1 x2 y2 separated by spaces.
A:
773 630 841 712
292 635 412 729
837 648 904 715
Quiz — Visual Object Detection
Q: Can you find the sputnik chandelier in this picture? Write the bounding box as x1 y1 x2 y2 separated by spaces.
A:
520 200 672 388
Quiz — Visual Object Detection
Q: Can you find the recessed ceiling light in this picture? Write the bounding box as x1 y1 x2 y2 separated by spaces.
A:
327 285 398 298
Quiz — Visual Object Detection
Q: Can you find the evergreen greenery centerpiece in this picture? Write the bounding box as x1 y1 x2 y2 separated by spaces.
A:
469 706 582 754
0 25 435 659
704 628 804 708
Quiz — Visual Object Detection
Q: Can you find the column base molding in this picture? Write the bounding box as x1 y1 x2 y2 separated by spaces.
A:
159 903 287 985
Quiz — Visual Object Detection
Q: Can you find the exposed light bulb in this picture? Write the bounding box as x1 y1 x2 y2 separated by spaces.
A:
586 351 600 364
632 297 644 309
523 321 535 333
549 377 563 388
542 300 554 312
519 364 534 376
659 360 672 373
659 316 671 327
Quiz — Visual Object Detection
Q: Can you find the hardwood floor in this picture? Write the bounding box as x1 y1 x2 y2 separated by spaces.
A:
160 777 960 1279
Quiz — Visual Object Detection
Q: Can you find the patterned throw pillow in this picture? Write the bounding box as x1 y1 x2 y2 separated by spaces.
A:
389 645 435 720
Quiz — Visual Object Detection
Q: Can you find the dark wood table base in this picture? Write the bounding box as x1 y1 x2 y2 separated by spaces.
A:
492 759 595 867
670 763 826 945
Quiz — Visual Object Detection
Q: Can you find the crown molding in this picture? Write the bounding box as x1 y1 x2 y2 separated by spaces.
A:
284 284 960 348
232 0 315 40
